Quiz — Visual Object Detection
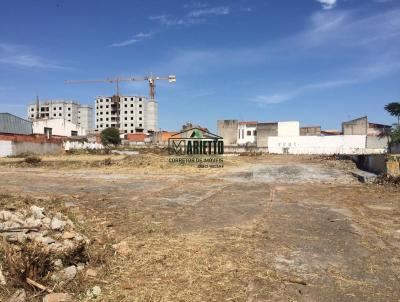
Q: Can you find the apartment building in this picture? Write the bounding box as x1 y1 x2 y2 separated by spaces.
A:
27 100 93 131
95 95 157 134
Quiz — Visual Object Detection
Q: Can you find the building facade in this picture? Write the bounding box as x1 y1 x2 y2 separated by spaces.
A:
33 119 87 137
95 95 157 134
237 122 257 145
27 100 93 131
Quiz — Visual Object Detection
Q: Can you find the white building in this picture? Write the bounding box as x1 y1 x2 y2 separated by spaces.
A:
277 121 300 137
27 100 93 131
95 95 157 134
237 122 257 145
33 119 87 137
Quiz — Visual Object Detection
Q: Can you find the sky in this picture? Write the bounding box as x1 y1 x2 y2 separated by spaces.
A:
0 0 399 132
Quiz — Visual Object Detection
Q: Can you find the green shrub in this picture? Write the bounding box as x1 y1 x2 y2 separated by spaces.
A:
100 128 121 146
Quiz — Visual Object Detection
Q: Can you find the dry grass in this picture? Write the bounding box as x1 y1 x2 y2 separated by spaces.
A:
2 241 53 288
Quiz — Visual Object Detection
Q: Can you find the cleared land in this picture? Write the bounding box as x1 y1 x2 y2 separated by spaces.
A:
0 154 399 301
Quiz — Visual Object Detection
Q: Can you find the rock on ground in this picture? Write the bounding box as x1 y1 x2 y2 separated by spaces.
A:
86 286 101 299
50 217 65 231
112 241 131 256
42 293 72 302
52 266 77 282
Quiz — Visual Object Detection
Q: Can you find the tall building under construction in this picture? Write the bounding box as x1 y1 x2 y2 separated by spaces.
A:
95 95 157 134
27 100 93 131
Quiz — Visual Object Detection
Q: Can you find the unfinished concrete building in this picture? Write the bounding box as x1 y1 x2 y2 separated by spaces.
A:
342 116 391 136
27 100 93 131
95 95 157 134
217 120 238 146
300 126 321 136
256 123 278 148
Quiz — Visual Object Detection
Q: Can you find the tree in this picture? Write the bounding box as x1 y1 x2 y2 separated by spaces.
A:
384 102 400 126
100 128 121 146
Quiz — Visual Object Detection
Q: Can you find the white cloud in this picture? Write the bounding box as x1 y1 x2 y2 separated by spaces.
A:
109 32 153 47
252 80 354 105
252 53 400 106
0 43 66 69
316 0 337 10
149 6 230 27
187 6 230 17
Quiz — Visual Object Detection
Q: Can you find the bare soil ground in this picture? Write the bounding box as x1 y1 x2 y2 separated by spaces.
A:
0 154 399 301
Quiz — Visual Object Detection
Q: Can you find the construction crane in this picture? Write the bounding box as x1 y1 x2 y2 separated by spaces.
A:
65 75 176 101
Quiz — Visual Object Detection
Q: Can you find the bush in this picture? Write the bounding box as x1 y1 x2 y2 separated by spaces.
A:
100 128 121 146
24 156 42 165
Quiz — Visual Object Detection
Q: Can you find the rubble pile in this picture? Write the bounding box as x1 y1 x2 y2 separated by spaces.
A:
0 205 90 286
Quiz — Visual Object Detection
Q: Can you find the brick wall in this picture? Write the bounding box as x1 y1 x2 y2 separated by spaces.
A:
0 133 64 144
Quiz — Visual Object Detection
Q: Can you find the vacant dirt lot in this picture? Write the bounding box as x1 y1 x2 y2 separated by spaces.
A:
0 154 399 301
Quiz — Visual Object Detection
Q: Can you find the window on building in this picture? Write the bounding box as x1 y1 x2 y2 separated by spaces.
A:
31 108 34 111
124 111 127 114
139 104 142 108
125 124 127 127
139 111 142 114
106 118 109 121
68 114 71 117
59 113 62 116
71 130 78 136
247 130 251 136
139 98 142 101
106 124 109 128
130 104 133 107
106 105 109 109
100 118 103 121
130 130 134 133
124 117 127 120
139 124 142 127
130 111 133 114
53 107 56 110
59 107 62 110
131 98 134 101
131 117 133 120
68 107 71 111
131 124 133 127
139 117 142 121
124 104 127 108
125 130 127 133
96 125 99 128
106 112 108 114
100 105 103 109
124 98 127 101
253 130 257 136
31 114 34 118
41 107 45 112
242 129 244 138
